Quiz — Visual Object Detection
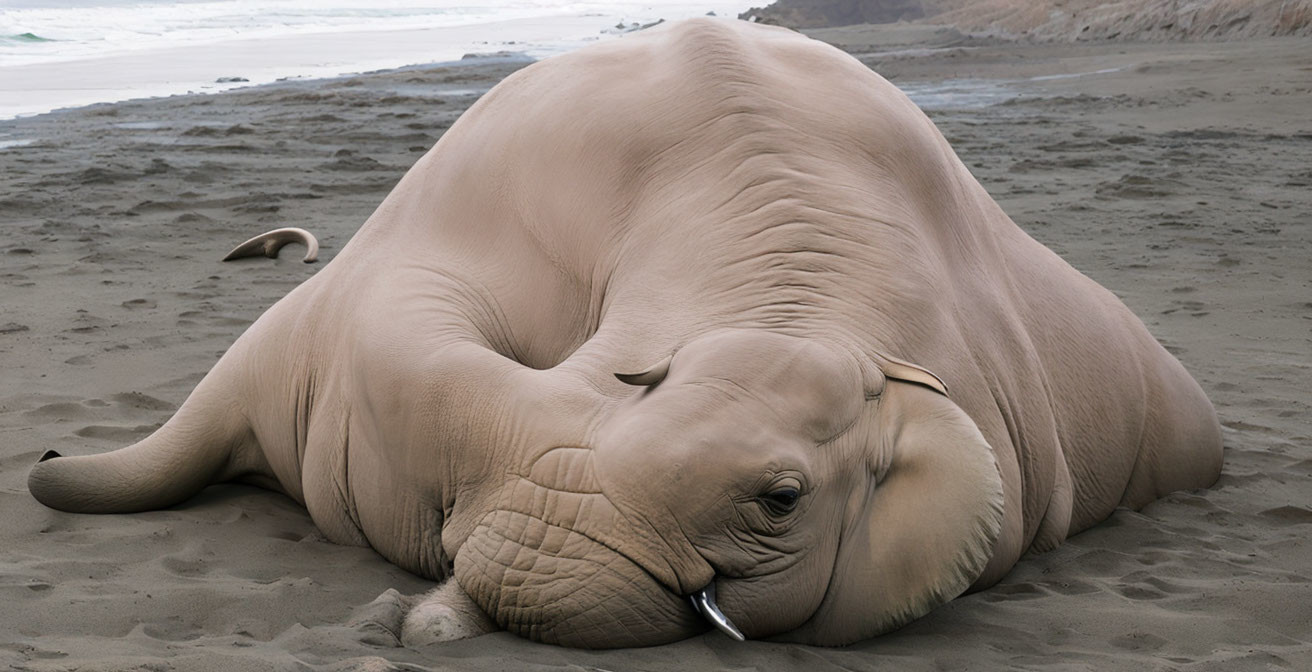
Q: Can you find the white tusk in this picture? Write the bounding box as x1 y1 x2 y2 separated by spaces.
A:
689 582 745 642
222 227 319 263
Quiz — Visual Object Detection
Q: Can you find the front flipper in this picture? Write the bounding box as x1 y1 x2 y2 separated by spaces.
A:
400 580 498 646
347 582 498 648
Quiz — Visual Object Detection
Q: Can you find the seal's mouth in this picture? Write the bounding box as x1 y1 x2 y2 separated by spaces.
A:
454 509 705 648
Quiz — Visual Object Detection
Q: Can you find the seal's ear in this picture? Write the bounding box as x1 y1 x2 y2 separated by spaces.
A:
882 354 948 396
859 353 949 399
614 354 673 387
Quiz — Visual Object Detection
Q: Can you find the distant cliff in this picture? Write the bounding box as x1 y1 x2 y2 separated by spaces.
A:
739 0 1312 40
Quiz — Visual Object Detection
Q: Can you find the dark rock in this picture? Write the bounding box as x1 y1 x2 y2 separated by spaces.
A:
740 0 925 28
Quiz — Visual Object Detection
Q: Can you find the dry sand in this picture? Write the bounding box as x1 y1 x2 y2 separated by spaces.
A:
1 27 1310 672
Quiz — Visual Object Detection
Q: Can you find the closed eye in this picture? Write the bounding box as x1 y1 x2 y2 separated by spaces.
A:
759 487 800 515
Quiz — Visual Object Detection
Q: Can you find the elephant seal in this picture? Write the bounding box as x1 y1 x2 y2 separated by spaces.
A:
28 18 1223 647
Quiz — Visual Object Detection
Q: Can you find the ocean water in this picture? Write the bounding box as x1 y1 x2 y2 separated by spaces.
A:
0 1 756 118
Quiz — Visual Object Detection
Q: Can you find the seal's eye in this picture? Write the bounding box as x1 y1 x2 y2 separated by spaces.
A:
759 487 800 515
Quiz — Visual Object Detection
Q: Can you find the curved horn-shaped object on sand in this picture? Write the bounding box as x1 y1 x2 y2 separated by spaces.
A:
223 227 319 263
689 582 745 642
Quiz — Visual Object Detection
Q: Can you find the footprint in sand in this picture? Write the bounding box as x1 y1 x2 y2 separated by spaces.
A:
1257 506 1312 526
1038 578 1102 596
139 619 205 643
1109 632 1168 652
1106 135 1145 145
23 401 96 423
1114 583 1169 600
982 582 1047 601
46 392 176 440
1285 459 1312 474
108 391 175 412
1119 572 1193 596
159 554 210 578
176 310 253 327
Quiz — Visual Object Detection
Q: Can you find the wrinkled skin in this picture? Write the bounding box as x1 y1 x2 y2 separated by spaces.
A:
28 19 1223 648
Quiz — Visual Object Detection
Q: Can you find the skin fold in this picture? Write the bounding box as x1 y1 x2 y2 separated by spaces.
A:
27 18 1223 648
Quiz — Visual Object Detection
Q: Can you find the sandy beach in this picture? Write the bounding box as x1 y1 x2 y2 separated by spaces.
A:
1 23 1309 671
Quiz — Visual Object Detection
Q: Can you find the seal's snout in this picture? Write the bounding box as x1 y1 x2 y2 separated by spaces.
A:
38 450 61 463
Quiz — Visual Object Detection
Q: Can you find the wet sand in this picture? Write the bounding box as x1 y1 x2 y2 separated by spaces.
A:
1 27 1309 672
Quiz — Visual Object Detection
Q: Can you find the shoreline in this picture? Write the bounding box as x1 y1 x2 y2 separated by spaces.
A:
0 48 534 131
0 2 754 121
0 17 561 122
1 21 1309 671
